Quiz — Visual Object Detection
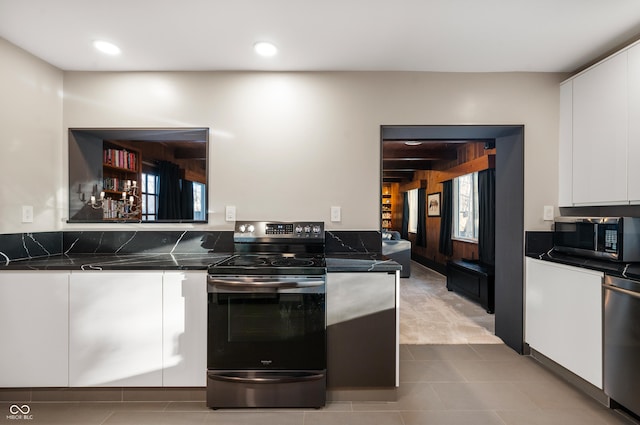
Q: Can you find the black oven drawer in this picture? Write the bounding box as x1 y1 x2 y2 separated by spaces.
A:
207 370 326 408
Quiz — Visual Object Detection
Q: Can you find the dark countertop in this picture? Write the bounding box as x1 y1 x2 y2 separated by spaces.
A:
0 253 231 271
326 253 402 273
0 253 402 273
526 251 640 281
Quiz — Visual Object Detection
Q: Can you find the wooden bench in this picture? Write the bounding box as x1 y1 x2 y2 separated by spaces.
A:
446 259 495 314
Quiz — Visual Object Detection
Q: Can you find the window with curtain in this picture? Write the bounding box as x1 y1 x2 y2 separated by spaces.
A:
193 182 206 221
452 172 479 241
141 172 159 222
407 188 418 233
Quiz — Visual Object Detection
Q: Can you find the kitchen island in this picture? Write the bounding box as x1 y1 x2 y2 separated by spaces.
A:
0 229 401 403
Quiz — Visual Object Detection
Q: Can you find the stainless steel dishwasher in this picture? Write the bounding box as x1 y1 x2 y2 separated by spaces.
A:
603 275 640 417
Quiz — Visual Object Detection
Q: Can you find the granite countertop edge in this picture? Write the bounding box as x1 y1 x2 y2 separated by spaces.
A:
526 252 640 281
0 253 402 273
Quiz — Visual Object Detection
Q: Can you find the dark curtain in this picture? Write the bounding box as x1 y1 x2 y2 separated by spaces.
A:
401 191 409 239
180 179 194 220
416 188 427 247
438 180 453 256
478 169 496 266
157 161 181 220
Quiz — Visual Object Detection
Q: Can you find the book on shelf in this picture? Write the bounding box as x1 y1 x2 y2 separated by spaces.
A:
103 148 137 171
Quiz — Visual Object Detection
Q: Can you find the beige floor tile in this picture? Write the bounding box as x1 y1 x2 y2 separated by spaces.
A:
104 411 208 425
205 410 304 424
402 410 506 425
303 411 404 425
400 360 466 383
431 382 539 411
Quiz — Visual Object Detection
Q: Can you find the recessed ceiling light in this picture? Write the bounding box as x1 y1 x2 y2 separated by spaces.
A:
253 41 278 57
404 141 422 146
93 40 121 55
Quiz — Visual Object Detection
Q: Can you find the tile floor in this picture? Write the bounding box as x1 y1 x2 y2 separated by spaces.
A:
400 262 501 344
0 262 637 425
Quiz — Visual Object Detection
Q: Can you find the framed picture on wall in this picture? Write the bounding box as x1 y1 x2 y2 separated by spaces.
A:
427 192 441 217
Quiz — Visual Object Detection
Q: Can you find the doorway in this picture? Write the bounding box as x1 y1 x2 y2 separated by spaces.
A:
381 125 525 353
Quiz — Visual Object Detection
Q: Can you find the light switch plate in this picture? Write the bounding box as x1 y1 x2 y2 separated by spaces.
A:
225 206 236 222
22 205 33 223
543 205 554 221
330 206 341 222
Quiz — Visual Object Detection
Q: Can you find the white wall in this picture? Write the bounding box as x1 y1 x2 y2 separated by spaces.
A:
0 38 565 233
62 71 564 231
0 38 63 234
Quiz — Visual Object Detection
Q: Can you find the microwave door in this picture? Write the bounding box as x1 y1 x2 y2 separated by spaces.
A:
554 221 596 251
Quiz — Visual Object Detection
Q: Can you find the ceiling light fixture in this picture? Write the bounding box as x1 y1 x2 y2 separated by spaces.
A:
404 141 422 146
253 41 278 57
93 40 121 55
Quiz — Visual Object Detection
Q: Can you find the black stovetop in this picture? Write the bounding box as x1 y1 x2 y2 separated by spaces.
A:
209 253 326 275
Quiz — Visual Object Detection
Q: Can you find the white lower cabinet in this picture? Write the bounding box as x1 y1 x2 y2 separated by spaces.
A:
525 258 603 388
162 271 207 386
0 271 69 387
69 271 163 387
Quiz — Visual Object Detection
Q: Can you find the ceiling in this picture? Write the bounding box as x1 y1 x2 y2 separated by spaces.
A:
383 140 471 183
1 0 640 73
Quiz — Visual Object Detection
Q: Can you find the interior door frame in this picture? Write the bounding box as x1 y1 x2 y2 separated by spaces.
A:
381 125 525 353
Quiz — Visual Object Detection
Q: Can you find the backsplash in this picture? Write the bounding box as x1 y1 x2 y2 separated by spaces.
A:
0 232 62 262
325 231 382 254
0 230 382 263
63 231 233 254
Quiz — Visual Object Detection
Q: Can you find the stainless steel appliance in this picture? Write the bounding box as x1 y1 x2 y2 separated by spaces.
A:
206 221 326 409
603 275 640 417
553 217 640 262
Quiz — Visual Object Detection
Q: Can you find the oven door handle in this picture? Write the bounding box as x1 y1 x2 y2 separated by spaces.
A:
208 277 325 289
208 371 325 384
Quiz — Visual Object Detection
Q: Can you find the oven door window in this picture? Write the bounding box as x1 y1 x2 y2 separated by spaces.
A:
208 290 325 370
228 293 319 342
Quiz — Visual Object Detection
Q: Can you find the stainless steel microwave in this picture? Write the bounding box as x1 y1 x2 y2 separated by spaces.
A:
553 217 640 262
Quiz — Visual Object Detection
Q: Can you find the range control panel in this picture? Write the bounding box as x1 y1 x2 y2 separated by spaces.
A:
234 221 325 241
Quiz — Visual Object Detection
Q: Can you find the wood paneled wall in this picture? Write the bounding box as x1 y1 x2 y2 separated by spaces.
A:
401 142 494 268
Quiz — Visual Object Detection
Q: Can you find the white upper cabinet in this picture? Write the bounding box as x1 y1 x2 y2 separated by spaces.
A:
628 44 640 202
558 80 573 207
572 51 628 205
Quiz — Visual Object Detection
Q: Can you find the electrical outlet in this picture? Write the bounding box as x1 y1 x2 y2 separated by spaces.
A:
543 205 554 221
225 206 236 222
22 205 33 223
330 206 341 222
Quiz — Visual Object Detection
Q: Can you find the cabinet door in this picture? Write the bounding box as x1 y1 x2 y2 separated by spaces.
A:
558 80 573 206
525 258 603 388
69 271 163 387
572 52 628 205
0 272 69 387
162 271 207 386
327 272 398 388
628 44 640 202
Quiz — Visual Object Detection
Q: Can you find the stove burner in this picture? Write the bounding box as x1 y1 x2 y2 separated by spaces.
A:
226 256 270 267
271 258 315 267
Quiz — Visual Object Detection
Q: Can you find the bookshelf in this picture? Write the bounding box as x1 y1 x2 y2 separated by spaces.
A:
101 141 142 220
382 184 393 230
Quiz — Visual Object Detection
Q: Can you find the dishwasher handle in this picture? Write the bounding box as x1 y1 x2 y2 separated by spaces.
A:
603 275 640 299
